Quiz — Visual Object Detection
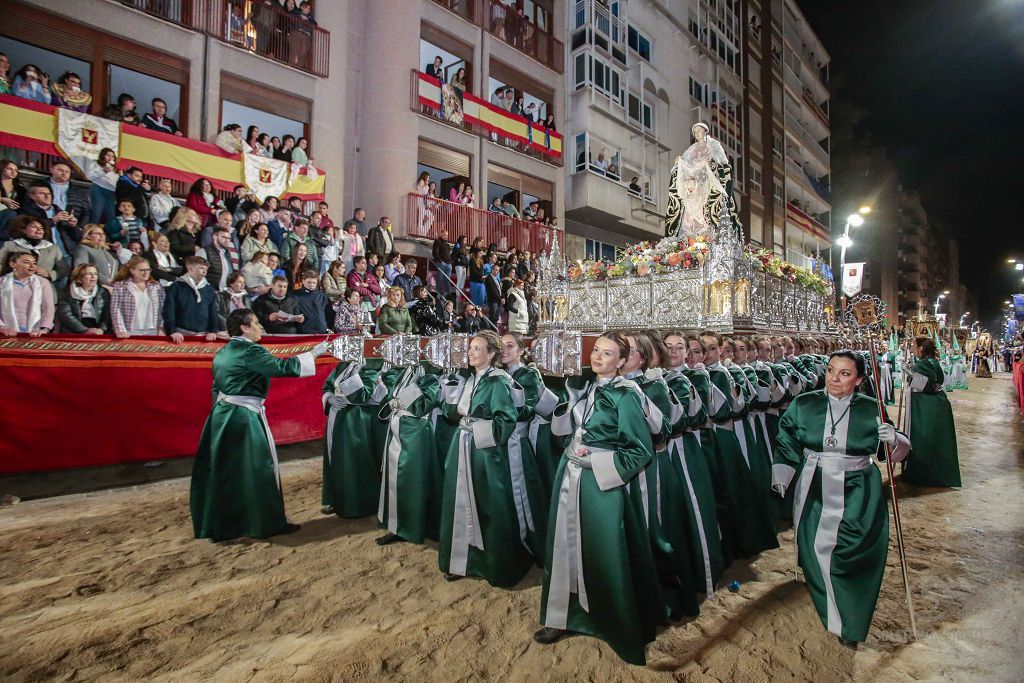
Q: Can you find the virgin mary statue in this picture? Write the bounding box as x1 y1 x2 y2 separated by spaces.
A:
665 122 742 240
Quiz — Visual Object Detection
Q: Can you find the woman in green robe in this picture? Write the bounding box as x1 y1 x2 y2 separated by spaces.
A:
500 333 553 565
663 331 724 596
684 334 737 565
191 309 327 541
700 331 779 557
321 358 387 518
376 361 442 545
438 331 533 586
534 332 667 666
773 350 910 648
901 335 962 488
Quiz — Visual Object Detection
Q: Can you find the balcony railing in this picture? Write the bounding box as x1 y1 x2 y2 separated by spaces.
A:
786 201 830 242
411 71 563 165
429 0 564 73
122 0 330 77
400 193 562 256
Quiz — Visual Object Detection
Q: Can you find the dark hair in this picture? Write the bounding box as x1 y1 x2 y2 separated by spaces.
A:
97 147 116 164
226 309 257 337
226 271 245 287
185 255 208 268
116 93 135 106
699 330 723 346
125 166 143 176
188 177 211 195
50 159 72 170
271 274 288 284
213 226 231 236
828 350 867 378
223 123 242 132
353 255 366 265
630 333 657 371
56 71 80 85
345 288 361 302
300 269 318 281
245 125 259 142
152 97 167 107
640 329 669 367
3 250 35 274
282 134 295 143
914 335 937 358
8 215 44 239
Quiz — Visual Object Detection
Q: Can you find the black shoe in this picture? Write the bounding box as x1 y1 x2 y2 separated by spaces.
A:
443 572 463 582
278 523 301 536
838 637 859 650
533 627 570 645
320 505 335 515
375 533 404 546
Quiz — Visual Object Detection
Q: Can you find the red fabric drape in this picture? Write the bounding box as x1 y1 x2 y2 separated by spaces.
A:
0 335 334 474
1013 361 1024 420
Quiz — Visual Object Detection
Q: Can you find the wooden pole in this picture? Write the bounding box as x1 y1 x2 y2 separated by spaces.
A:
867 328 918 640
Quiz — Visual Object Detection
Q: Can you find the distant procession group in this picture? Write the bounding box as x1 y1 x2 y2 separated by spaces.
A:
189 315 962 665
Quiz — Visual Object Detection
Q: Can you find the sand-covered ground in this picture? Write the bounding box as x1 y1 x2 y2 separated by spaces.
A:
1 374 1022 681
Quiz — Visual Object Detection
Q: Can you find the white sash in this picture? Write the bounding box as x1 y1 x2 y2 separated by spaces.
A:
217 393 280 490
507 421 535 546
448 372 485 575
1 273 43 332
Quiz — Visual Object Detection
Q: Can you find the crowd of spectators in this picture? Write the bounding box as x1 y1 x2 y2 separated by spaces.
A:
0 51 315 167
0 158 546 341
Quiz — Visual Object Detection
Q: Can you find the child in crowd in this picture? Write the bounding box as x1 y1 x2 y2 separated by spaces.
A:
320 224 339 276
106 198 149 252
267 253 285 278
332 289 362 334
242 251 274 296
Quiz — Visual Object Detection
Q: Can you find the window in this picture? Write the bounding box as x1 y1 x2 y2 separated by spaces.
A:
222 100 303 141
109 65 181 123
773 182 784 208
689 77 708 106
585 239 618 262
627 25 652 62
750 166 762 193
576 52 624 106
733 154 744 192
627 93 654 132
0 36 92 92
574 133 588 173
772 136 783 159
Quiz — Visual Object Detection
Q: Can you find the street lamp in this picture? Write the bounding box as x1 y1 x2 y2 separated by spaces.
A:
960 311 970 326
933 292 946 316
838 212 867 304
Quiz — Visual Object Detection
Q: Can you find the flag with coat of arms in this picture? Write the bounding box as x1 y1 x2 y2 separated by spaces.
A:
56 109 120 176
243 153 289 202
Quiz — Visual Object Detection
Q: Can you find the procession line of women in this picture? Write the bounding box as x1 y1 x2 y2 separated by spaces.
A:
189 316 962 665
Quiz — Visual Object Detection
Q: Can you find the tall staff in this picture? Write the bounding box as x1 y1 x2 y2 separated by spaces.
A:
848 296 918 639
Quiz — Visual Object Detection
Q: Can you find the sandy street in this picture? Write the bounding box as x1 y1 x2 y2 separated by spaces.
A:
1 374 1022 682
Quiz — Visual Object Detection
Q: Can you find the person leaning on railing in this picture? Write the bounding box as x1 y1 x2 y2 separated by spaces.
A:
58 263 111 335
0 250 53 337
110 255 165 339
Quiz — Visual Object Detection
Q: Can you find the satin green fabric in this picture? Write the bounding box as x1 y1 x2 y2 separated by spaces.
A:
190 339 303 540
902 357 962 487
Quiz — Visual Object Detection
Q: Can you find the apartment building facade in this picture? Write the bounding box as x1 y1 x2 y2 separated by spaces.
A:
562 0 832 268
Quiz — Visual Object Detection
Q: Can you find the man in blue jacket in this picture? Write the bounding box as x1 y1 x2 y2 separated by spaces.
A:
163 256 226 343
288 269 329 334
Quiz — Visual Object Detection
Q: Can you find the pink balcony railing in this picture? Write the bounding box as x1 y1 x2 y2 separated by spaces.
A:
400 193 561 256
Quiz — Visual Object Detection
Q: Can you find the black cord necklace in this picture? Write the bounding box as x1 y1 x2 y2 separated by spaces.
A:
824 398 852 449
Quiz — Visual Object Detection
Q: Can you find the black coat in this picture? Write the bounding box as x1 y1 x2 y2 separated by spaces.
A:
57 287 112 334
17 202 82 255
115 178 149 221
144 250 184 285
252 294 302 335
167 228 200 263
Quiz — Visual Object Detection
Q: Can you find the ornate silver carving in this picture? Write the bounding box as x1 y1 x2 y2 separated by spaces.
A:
376 335 423 367
328 335 364 362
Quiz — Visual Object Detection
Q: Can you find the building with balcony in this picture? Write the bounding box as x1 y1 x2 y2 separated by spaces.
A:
1 0 565 264
371 0 567 260
561 0 831 267
2 0 342 198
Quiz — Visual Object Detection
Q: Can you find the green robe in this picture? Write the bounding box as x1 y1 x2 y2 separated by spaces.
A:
378 363 442 543
684 365 736 565
634 370 699 620
901 357 962 487
321 360 386 517
706 362 779 557
439 368 534 586
529 374 563 496
508 363 555 564
191 337 315 540
773 390 910 643
663 367 724 596
540 376 667 666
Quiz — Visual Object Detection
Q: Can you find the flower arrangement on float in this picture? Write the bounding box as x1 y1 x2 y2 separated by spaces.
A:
568 236 710 283
746 247 833 296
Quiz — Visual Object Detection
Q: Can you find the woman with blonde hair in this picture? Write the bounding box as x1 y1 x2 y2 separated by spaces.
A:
377 285 413 334
73 224 120 286
110 255 165 338
166 207 204 263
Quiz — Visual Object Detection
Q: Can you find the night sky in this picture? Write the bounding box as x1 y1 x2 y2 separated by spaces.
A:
801 0 1024 328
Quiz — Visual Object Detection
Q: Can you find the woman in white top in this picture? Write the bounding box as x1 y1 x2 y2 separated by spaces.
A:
319 223 340 275
88 147 119 225
340 221 365 274
110 255 166 338
415 171 435 235
148 179 179 228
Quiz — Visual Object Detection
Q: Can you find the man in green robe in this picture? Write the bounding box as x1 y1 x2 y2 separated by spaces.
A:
191 309 327 541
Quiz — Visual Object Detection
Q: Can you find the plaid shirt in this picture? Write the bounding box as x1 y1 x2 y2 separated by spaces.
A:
110 280 166 335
